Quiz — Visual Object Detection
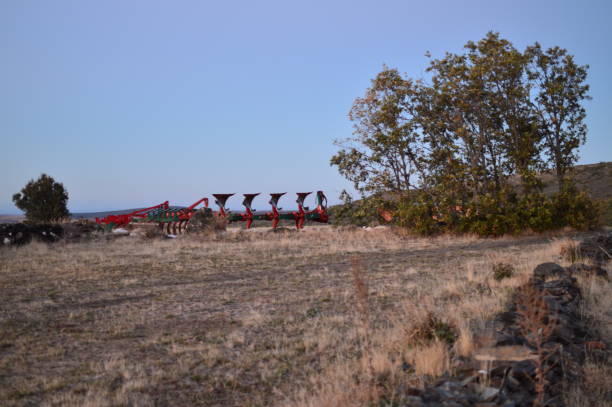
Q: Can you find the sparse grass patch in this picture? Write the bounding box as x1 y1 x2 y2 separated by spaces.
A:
560 239 582 263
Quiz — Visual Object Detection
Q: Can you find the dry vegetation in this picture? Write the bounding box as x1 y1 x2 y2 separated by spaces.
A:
564 262 612 406
0 226 609 406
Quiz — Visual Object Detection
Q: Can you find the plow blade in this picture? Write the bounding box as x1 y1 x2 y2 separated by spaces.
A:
212 194 234 217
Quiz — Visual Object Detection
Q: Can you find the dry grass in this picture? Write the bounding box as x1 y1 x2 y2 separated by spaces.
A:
565 259 612 406
0 226 595 406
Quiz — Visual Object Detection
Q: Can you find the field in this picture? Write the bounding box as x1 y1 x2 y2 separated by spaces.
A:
0 226 610 406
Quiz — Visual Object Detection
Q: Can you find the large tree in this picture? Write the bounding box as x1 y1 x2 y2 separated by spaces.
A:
526 44 590 189
331 32 593 233
13 174 70 223
333 32 589 200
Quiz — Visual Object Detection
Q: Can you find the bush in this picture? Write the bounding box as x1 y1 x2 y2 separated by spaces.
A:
492 263 515 281
408 313 457 345
391 181 599 236
329 190 386 227
12 174 69 223
552 182 600 230
186 208 226 234
395 192 441 235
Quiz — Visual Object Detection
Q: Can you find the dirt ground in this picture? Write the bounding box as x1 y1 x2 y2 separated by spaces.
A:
0 226 601 406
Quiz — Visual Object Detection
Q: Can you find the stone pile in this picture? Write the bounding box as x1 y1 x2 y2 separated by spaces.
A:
0 223 63 245
0 221 103 246
577 232 612 265
396 257 608 406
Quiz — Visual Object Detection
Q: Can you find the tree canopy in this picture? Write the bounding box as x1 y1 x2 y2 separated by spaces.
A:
13 174 70 223
331 32 596 234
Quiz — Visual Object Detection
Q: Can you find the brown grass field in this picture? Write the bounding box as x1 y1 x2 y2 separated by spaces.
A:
0 226 610 406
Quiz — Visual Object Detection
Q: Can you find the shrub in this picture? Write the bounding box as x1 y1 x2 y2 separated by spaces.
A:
516 193 555 232
186 208 226 234
552 182 600 230
12 174 69 223
392 181 599 236
492 263 515 281
330 191 386 227
394 192 441 235
408 313 457 346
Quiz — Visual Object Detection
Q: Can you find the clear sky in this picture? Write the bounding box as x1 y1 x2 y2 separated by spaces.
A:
1 0 611 213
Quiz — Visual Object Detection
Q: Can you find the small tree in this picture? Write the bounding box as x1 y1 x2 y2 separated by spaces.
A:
331 67 426 195
12 174 70 223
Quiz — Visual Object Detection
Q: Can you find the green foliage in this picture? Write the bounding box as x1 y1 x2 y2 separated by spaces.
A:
430 320 457 345
329 190 386 227
393 184 598 236
410 313 457 345
552 181 600 230
526 44 590 189
394 192 440 235
12 174 69 223
492 263 515 281
331 32 595 235
305 307 321 319
330 68 425 195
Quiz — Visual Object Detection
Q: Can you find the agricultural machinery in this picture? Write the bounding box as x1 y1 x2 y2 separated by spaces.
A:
95 198 209 234
95 191 328 233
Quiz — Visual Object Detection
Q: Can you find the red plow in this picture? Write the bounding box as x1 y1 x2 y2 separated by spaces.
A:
95 191 328 233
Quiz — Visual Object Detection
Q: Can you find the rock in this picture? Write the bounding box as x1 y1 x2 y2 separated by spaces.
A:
480 387 499 401
578 232 612 264
533 262 568 281
402 396 424 406
0 223 63 245
496 311 516 325
567 263 609 279
112 228 130 235
542 296 563 312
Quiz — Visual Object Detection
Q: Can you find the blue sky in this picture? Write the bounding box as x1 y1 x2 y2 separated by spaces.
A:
1 0 611 213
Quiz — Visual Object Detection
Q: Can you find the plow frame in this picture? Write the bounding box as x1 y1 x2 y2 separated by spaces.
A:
95 198 209 234
96 191 329 233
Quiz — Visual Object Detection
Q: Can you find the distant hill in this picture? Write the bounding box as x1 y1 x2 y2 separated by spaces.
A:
538 161 612 200
0 215 25 224
518 161 611 225
563 161 612 225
